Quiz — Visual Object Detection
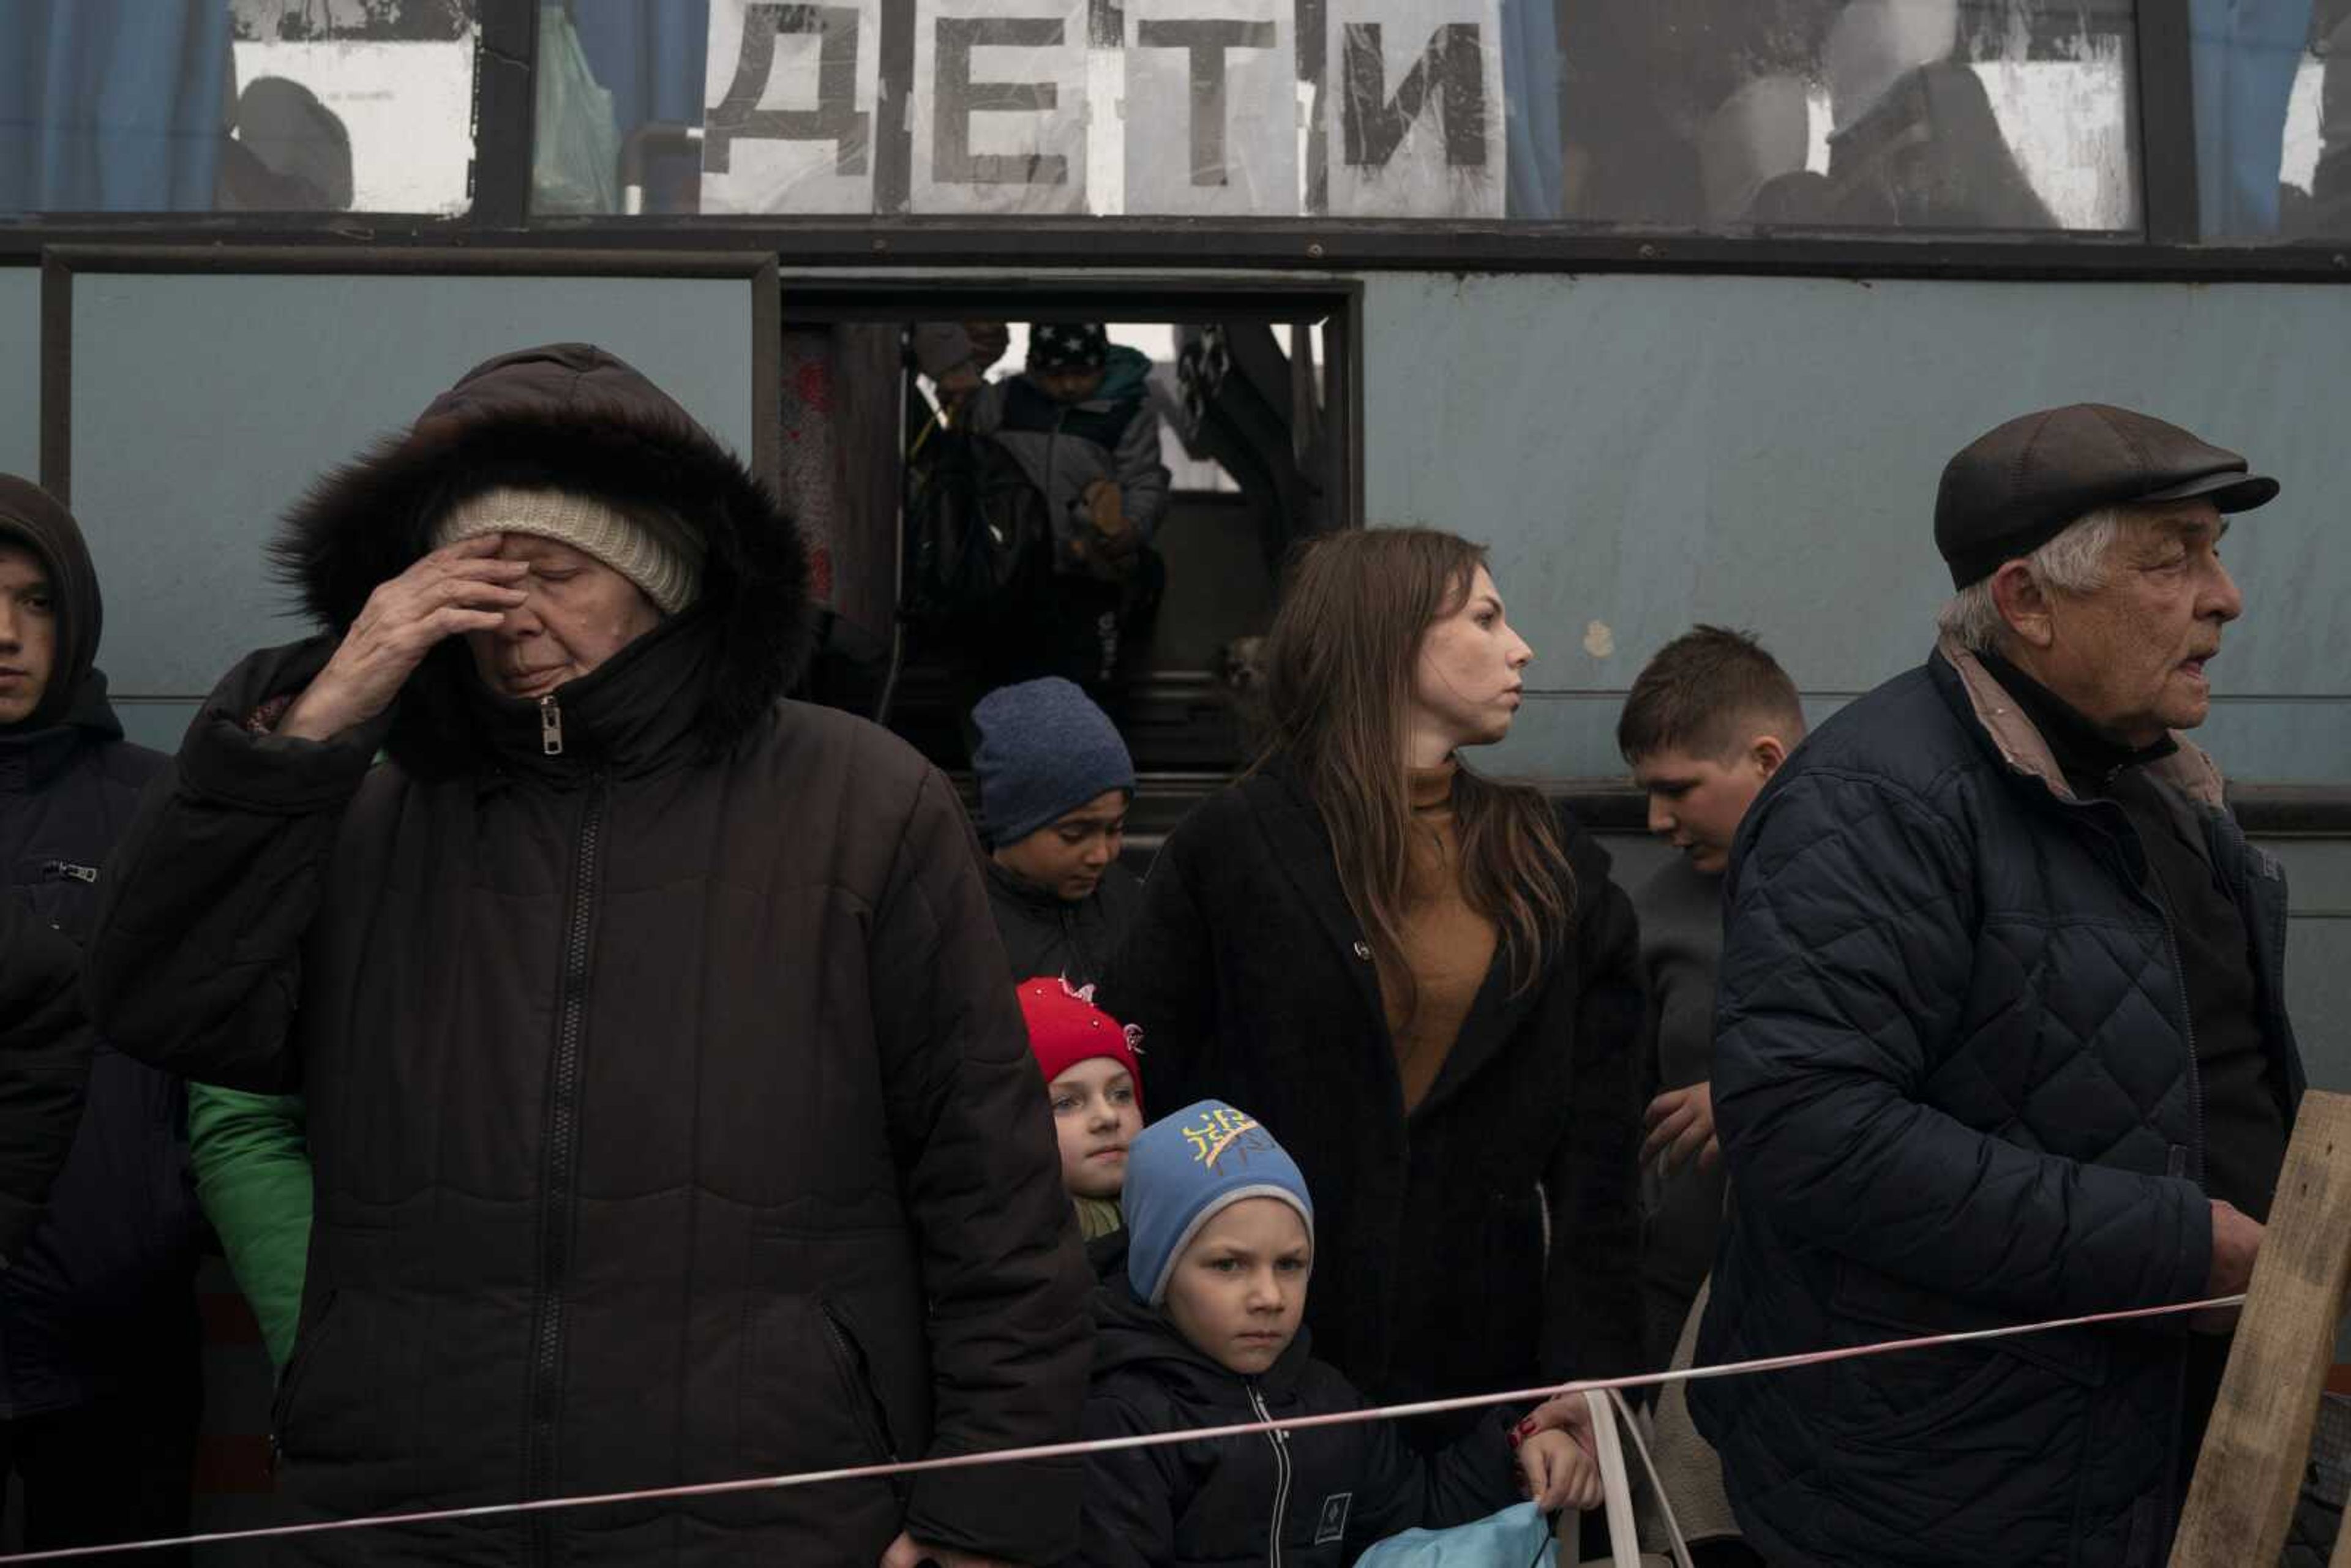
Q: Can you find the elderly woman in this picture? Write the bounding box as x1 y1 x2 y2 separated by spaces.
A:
88 345 1089 1568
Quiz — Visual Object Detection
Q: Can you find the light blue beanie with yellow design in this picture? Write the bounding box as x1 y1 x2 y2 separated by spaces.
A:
1123 1100 1314 1306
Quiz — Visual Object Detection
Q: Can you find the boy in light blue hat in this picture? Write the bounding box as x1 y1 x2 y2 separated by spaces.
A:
1076 1101 1600 1566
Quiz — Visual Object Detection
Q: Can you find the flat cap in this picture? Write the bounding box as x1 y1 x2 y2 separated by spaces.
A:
1935 403 2278 588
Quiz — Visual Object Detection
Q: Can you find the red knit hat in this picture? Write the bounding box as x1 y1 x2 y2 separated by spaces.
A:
1018 977 1144 1111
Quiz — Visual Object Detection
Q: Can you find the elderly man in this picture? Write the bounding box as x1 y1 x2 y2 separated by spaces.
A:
88 345 1090 1568
1689 404 2304 1568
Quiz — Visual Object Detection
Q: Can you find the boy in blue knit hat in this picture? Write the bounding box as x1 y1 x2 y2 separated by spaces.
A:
973 677 1141 988
1076 1101 1600 1566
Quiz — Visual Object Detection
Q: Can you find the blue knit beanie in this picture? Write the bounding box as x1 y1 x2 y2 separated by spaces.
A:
972 678 1136 847
1125 1100 1315 1307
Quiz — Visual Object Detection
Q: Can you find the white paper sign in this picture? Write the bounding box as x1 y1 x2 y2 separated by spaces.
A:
1123 0 1299 216
911 0 1091 214
1324 0 1503 217
700 0 882 214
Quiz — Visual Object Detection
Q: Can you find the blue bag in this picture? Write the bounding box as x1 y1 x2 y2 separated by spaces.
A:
1355 1502 1558 1568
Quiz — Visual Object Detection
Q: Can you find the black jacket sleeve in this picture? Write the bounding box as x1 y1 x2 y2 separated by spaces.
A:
869 763 1095 1562
0 901 93 1263
84 639 389 1093
1712 768 2211 1315
1070 1389 1186 1568
1542 820 1649 1382
1345 1401 1521 1551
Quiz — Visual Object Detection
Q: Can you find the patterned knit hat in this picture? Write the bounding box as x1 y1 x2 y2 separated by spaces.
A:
1027 323 1111 373
432 486 703 615
1018 977 1144 1106
1124 1100 1314 1307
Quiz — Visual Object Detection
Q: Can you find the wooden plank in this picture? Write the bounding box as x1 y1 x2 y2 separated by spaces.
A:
2174 1090 2351 1567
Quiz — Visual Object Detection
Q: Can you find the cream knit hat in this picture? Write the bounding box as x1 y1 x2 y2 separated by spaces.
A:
432 486 703 615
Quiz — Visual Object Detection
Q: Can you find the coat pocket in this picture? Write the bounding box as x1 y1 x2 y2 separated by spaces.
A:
1823 1262 2107 1447
820 1299 902 1469
738 1288 903 1482
269 1288 345 1466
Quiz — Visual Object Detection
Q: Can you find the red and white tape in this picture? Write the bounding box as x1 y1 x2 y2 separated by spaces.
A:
0 1292 2247 1562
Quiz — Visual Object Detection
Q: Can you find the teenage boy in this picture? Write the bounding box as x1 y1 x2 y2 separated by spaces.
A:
1616 626 1806 1365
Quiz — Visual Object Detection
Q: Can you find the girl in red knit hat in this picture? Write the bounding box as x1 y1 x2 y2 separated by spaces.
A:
1018 976 1144 1242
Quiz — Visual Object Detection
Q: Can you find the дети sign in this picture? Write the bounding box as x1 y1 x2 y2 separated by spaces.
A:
699 0 1504 217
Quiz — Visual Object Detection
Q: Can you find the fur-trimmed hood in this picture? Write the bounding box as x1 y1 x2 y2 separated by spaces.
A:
270 343 811 773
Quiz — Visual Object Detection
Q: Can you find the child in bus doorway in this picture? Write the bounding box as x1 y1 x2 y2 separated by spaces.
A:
973 677 1142 988
1073 1100 1602 1567
963 324 1171 692
1019 977 1146 1244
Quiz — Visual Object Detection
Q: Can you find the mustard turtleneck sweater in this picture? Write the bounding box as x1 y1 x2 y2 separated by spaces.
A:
1384 759 1499 1112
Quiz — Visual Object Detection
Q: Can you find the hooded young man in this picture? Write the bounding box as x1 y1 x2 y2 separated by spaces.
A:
0 476 206 1562
86 345 1092 1568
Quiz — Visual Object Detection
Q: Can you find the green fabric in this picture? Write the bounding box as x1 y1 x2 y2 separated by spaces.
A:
187 1084 312 1370
1074 1194 1123 1242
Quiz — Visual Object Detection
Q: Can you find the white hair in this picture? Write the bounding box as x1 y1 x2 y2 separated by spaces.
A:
1935 506 2129 652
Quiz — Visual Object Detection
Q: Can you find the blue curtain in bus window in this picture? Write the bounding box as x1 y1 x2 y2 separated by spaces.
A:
1502 0 1565 219
2189 0 2315 235
0 0 231 212
569 0 710 211
571 0 711 139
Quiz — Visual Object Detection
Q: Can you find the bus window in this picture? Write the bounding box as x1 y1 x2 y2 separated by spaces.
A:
0 1 475 216
2194 0 2351 238
545 0 2143 232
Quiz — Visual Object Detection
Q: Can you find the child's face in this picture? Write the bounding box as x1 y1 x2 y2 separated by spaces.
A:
1163 1198 1311 1376
1049 1057 1141 1199
993 789 1128 902
1630 736 1785 876
1033 365 1106 404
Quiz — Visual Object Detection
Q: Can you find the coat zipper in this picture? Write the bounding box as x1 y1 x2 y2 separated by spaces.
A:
2068 788 2207 1186
2080 788 2209 1540
1248 1384 1289 1568
2158 915 2206 1189
540 694 564 756
523 698 601 1564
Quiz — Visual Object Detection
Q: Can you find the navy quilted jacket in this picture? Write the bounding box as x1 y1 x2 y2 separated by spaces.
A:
1691 640 2303 1568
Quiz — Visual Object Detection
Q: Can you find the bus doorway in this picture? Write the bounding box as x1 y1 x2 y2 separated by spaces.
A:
779 289 1359 793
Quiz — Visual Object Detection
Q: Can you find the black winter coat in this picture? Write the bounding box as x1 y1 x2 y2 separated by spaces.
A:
986 855 1143 988
0 475 201 1419
1075 1270 1520 1567
1693 642 2305 1568
1097 764 1646 1420
0 897 89 1267
86 346 1093 1566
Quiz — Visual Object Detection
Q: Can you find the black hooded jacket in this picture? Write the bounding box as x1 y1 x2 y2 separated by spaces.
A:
0 475 201 1419
0 899 88 1270
986 855 1144 988
85 346 1093 1566
1075 1258 1521 1568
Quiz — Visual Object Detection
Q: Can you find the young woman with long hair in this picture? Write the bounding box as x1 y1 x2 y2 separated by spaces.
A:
1097 527 1646 1428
